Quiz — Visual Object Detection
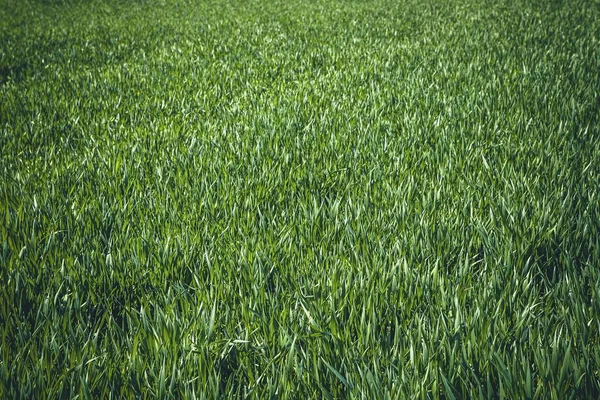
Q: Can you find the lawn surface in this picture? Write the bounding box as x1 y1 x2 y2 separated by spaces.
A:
1 0 599 397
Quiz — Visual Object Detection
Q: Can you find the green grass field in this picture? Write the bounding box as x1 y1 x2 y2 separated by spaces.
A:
1 0 599 397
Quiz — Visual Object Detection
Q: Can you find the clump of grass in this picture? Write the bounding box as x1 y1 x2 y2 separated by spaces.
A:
1 0 599 397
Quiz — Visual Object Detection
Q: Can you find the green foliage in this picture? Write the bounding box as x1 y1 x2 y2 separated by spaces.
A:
1 0 599 397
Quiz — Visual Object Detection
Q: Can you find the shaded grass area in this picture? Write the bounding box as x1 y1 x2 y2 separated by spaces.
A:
1 0 599 397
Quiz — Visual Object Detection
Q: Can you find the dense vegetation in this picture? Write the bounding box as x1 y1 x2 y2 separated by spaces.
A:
1 0 599 397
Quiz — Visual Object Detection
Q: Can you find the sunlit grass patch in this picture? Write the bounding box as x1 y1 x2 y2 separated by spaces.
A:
1 0 599 397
